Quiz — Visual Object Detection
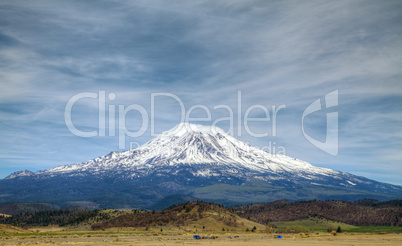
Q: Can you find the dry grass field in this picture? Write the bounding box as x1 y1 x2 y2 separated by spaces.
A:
0 231 401 245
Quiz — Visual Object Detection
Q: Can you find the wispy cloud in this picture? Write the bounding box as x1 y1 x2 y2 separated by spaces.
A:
0 0 401 184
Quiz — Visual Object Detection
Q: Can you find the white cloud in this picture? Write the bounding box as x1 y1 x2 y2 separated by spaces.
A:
0 0 401 184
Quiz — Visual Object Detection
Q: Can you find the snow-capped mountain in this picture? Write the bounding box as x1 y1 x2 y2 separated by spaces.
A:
29 123 336 178
1 123 401 209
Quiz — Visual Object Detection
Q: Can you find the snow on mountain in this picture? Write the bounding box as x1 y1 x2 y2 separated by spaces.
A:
2 123 401 209
33 123 339 180
5 170 34 179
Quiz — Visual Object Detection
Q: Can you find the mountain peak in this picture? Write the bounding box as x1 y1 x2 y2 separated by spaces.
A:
31 123 330 176
5 170 34 179
161 123 226 138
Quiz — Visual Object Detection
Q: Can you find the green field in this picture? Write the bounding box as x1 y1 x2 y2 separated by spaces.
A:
345 226 402 233
271 217 402 233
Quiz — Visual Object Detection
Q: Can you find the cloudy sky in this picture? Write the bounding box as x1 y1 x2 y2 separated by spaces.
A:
1 0 401 185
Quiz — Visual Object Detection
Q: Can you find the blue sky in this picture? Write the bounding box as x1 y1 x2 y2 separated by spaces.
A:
1 0 402 185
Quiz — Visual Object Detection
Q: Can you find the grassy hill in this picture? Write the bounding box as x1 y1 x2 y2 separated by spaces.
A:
91 202 267 232
272 217 357 233
62 209 129 230
0 213 11 218
0 224 31 234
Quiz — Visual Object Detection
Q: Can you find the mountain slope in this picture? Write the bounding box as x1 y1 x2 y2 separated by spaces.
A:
1 123 401 209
